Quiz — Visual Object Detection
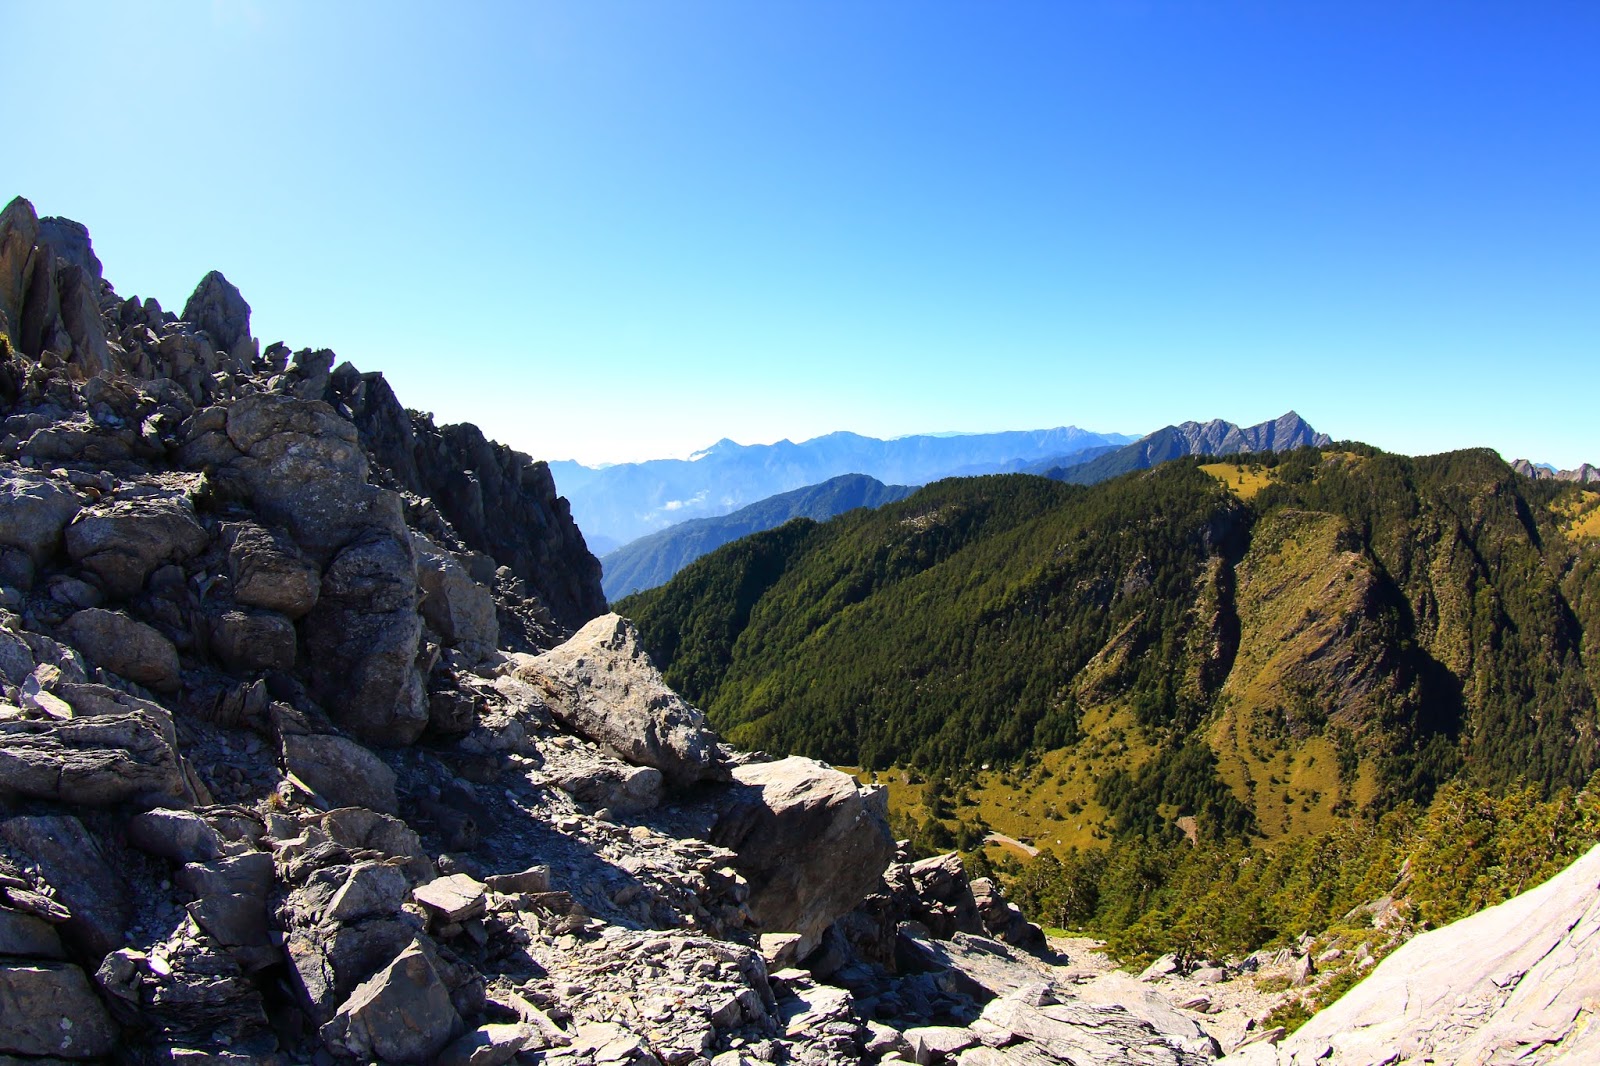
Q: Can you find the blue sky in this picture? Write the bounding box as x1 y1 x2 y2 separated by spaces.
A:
5 1 1597 467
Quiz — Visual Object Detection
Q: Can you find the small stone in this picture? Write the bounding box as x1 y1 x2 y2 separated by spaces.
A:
413 873 488 923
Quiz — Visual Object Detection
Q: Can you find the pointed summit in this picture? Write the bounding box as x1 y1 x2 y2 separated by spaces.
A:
182 269 257 366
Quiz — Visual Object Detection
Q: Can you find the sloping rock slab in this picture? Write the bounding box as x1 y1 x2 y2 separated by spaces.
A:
516 614 727 787
0 708 187 804
0 961 119 1058
1222 841 1600 1065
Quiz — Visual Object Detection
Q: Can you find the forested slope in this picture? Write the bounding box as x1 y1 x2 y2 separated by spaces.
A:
621 446 1600 837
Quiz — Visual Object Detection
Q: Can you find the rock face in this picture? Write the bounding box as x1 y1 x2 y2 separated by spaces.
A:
518 613 729 787
325 362 606 638
1510 458 1600 483
1222 841 1600 1065
0 467 83 564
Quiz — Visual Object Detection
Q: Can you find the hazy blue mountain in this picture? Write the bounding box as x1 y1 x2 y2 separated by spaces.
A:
600 473 916 599
1047 411 1331 484
551 426 1135 547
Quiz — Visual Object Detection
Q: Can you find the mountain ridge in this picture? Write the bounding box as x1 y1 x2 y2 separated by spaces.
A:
551 425 1135 548
600 472 917 599
1047 411 1331 484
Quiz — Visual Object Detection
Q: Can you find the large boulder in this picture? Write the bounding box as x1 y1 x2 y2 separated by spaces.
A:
222 392 404 560
0 961 119 1058
1223 841 1600 1065
181 270 256 368
709 756 895 955
0 467 83 565
319 938 462 1063
0 705 188 805
207 607 296 673
0 815 132 962
301 532 427 744
281 733 399 814
64 495 209 598
515 614 727 787
412 533 498 657
221 520 321 618
58 608 181 691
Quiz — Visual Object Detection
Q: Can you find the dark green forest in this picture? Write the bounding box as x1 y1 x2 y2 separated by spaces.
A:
622 446 1600 803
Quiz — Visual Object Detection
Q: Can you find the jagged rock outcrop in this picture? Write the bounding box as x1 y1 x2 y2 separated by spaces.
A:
1510 457 1600 483
1222 841 1600 1065
324 361 606 638
180 270 257 370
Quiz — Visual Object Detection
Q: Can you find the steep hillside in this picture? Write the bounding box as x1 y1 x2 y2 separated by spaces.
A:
1049 412 1331 485
600 473 916 599
623 446 1600 841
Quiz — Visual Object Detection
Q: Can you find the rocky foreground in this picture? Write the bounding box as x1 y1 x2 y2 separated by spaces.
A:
1 195 1596 1065
0 195 1233 1064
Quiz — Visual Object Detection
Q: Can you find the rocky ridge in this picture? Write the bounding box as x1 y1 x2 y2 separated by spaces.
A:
0 195 1230 1065
1510 458 1600 484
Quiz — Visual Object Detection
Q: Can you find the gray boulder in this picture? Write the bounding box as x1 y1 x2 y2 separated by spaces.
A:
301 532 427 744
291 862 411 924
0 468 83 565
222 520 320 618
58 608 181 691
285 916 418 1024
413 533 498 656
0 707 188 805
281 733 399 814
0 961 119 1058
222 392 404 560
64 495 208 598
207 607 296 673
0 815 131 962
320 938 462 1064
126 809 225 864
516 613 727 787
0 907 66 959
710 756 895 955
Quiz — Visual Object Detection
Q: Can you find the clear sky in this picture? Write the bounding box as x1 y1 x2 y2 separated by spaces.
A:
5 1 1597 467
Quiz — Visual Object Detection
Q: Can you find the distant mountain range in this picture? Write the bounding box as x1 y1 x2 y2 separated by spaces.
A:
551 426 1136 551
600 473 916 599
583 412 1332 594
1510 459 1600 484
1046 411 1331 484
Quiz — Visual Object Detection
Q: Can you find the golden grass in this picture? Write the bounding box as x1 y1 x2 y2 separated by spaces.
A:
1200 462 1275 500
1558 490 1600 540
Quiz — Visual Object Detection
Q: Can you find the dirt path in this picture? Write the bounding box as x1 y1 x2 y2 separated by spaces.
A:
986 831 1040 857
